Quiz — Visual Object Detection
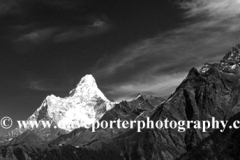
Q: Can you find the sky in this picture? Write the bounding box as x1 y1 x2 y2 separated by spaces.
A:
1 0 240 135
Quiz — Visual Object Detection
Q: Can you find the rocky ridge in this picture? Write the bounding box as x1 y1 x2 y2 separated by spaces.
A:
2 45 240 159
0 74 116 144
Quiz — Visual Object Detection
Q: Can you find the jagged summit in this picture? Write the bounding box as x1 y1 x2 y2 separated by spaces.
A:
219 44 240 73
222 44 240 63
28 74 115 132
135 92 154 100
69 74 97 96
69 74 109 103
200 44 240 74
2 44 240 159
77 74 97 87
1 75 116 142
0 74 119 144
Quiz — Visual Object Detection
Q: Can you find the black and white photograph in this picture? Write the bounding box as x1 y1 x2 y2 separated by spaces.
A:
1 0 240 159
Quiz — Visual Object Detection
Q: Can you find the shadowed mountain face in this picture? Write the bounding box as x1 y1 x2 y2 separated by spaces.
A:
179 112 240 160
0 93 165 160
7 130 44 145
1 45 240 159
50 93 164 147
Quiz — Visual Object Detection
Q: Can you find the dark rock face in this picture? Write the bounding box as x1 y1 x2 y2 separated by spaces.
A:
107 62 240 160
179 112 240 160
0 94 164 159
50 94 164 147
8 130 44 145
2 45 240 160
36 100 49 121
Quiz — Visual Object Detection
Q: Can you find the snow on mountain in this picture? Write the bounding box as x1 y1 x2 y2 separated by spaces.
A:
0 75 116 143
28 74 116 131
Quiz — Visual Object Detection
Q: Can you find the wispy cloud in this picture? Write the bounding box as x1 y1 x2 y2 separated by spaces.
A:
179 0 240 33
27 79 70 92
0 0 86 16
180 0 240 20
0 0 20 15
2 0 111 46
16 28 57 43
15 18 110 44
28 80 55 91
94 0 240 101
54 20 109 43
104 72 187 101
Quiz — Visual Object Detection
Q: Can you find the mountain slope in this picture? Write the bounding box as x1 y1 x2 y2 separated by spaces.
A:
29 74 115 131
42 44 240 160
50 93 164 147
0 74 116 144
1 45 240 159
108 44 240 159
179 112 240 160
8 130 44 145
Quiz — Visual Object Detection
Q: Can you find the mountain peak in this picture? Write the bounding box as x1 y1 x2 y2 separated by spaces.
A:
200 44 240 74
26 74 115 133
222 44 240 63
69 74 98 96
218 44 240 73
77 74 97 87
135 92 148 100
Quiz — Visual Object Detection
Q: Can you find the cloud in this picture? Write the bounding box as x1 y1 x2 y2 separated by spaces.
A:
16 28 57 43
28 80 55 91
179 0 240 32
0 0 112 56
54 20 109 43
94 0 240 101
180 0 240 20
0 0 87 16
26 77 76 94
27 79 70 92
104 73 187 102
14 19 110 45
0 0 20 15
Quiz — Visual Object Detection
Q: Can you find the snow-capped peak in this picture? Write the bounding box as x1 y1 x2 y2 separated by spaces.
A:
77 74 97 88
70 74 110 103
28 74 116 132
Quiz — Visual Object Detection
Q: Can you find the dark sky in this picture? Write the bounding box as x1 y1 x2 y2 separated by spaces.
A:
1 0 240 135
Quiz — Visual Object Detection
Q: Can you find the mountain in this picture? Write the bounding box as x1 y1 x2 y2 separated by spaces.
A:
2 44 240 160
0 93 164 160
0 74 116 143
179 112 240 160
8 130 44 145
29 74 115 131
177 45 240 160
105 45 240 160
50 93 164 146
